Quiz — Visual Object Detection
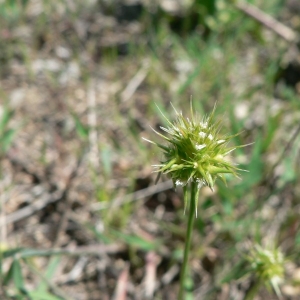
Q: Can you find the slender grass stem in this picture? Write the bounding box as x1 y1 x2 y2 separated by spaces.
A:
244 281 261 300
178 181 197 300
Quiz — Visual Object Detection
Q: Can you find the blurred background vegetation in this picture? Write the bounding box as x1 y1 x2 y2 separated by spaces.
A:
1 0 300 299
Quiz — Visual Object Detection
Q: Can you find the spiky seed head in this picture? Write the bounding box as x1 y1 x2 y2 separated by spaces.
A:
247 244 285 296
143 103 245 192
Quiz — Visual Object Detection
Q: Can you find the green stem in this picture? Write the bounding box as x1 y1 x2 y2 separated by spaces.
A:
244 281 261 300
178 181 197 300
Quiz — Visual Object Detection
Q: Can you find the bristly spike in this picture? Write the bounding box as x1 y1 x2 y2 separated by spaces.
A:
149 126 171 141
212 101 218 115
142 137 156 145
190 96 194 124
170 102 180 116
143 101 249 216
154 103 173 126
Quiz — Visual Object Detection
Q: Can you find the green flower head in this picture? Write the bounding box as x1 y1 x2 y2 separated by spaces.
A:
144 103 244 192
247 244 285 296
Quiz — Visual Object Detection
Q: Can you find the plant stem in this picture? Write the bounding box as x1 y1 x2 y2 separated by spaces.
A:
244 281 261 300
178 181 197 300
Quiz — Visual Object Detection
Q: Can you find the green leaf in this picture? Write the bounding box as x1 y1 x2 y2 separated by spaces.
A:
101 146 112 177
28 290 63 300
36 256 61 292
3 260 14 285
86 224 112 244
0 0 21 21
4 248 61 258
110 229 161 251
0 106 13 133
4 258 25 290
71 113 89 139
0 128 17 152
12 259 24 290
3 247 23 259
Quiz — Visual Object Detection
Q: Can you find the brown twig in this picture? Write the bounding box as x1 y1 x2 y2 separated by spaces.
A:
143 251 160 299
120 60 149 103
50 150 86 247
12 243 126 258
1 150 86 229
235 1 298 43
91 180 174 211
1 189 64 227
113 263 130 300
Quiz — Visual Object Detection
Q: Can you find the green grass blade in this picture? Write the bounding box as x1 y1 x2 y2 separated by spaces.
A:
37 256 61 292
71 112 89 139
28 290 63 300
0 106 13 133
13 259 24 290
110 229 161 251
1 128 17 152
